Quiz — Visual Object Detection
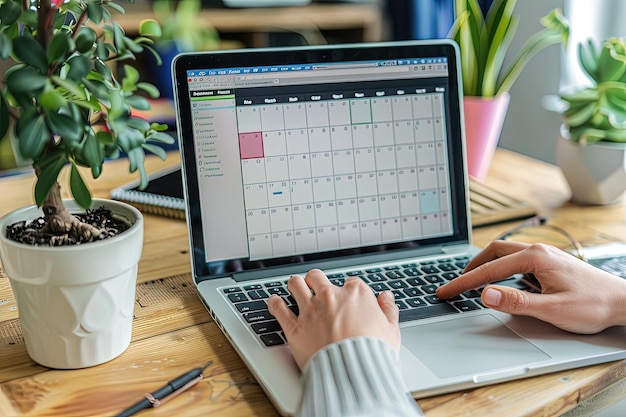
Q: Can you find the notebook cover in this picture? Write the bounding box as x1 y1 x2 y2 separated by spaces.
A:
110 165 185 220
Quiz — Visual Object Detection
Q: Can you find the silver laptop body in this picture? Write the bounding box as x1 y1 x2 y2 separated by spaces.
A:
172 40 626 416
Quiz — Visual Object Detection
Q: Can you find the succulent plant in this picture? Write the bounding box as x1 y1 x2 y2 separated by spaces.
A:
560 37 626 144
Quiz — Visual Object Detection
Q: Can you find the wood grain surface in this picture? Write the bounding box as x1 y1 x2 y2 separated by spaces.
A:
1 149 625 416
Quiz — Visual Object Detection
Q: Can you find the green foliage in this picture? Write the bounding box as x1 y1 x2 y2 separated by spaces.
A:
0 0 173 209
152 0 220 52
561 37 626 144
449 0 569 97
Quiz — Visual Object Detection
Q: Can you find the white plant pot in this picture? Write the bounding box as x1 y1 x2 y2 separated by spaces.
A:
556 128 626 205
0 199 143 369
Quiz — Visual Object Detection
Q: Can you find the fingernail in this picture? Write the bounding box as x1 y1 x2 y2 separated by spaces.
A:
483 288 502 306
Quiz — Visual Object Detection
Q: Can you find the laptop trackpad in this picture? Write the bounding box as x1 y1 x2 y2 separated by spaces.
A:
402 314 550 378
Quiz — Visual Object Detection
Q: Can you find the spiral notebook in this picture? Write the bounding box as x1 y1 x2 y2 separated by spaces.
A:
110 164 186 219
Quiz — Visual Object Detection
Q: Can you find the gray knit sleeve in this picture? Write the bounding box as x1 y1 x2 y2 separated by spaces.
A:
297 337 424 417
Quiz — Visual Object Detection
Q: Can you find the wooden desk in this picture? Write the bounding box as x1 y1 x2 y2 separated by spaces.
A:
1 149 626 416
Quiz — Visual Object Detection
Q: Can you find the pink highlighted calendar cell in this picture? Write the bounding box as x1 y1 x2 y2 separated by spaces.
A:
239 132 264 159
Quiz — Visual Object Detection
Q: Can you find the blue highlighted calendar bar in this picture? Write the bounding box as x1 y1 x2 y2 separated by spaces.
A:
273 191 283 195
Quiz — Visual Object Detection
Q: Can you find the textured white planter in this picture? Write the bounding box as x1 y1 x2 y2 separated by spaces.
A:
0 199 143 369
556 130 626 205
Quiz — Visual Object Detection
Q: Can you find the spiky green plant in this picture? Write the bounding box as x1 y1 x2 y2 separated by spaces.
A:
0 0 171 240
561 37 626 144
449 0 569 97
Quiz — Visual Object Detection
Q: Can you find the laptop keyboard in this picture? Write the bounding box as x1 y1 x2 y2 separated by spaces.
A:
222 255 489 347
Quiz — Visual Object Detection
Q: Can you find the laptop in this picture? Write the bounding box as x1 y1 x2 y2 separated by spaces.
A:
171 40 626 415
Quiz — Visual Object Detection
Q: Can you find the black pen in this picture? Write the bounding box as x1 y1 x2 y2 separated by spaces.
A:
116 361 213 417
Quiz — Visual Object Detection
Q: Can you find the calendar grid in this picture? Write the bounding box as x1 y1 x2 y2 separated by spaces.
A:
238 90 452 260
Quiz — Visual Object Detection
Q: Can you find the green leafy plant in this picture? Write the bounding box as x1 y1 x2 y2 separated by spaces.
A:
152 0 219 52
0 0 171 241
449 0 569 97
560 37 626 145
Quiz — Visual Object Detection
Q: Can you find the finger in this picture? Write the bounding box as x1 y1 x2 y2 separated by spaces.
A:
267 294 297 333
287 274 313 307
463 240 530 273
303 269 333 295
377 290 399 325
480 284 556 320
437 248 534 299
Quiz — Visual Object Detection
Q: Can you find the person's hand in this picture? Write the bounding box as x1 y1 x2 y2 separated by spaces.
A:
267 269 400 370
436 240 626 334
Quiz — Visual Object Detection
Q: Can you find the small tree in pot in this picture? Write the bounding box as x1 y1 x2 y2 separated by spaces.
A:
0 0 171 369
0 0 170 243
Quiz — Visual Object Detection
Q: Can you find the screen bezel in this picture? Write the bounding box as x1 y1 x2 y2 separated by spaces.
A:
172 40 470 281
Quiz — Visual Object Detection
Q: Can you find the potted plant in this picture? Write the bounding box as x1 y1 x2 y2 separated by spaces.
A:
149 0 221 99
449 0 569 180
0 0 171 369
556 37 626 205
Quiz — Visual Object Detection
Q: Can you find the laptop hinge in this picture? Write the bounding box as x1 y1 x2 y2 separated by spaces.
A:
441 243 473 255
231 246 455 282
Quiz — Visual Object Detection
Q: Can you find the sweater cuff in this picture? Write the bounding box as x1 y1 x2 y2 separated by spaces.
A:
297 337 424 417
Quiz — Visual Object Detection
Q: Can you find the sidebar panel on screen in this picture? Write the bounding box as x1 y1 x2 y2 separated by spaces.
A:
190 89 249 262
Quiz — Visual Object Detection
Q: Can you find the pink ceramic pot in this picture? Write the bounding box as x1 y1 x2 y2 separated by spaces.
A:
463 93 510 181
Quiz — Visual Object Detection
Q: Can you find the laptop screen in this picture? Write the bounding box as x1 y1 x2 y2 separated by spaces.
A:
173 41 469 279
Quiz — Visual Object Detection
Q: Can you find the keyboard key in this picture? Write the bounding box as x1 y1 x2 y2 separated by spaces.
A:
455 260 469 269
330 278 345 286
421 265 440 274
223 287 242 294
420 284 438 294
243 310 274 323
403 267 422 277
264 281 283 288
368 273 387 282
438 263 456 271
388 280 408 289
228 293 248 303
267 287 288 296
463 289 482 298
370 282 390 292
251 320 282 334
403 287 423 297
248 289 269 300
454 300 481 312
395 300 408 310
406 277 427 286
392 290 406 300
386 271 405 279
399 303 459 322
424 274 445 284
424 295 445 304
235 300 267 313
442 272 460 281
406 297 427 308
244 284 262 290
260 333 285 346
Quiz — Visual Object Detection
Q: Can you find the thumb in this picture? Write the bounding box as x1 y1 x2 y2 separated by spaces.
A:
481 285 538 315
377 291 399 324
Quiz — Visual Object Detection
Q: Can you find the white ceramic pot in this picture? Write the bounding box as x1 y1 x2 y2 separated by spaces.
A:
0 199 143 369
556 127 626 205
